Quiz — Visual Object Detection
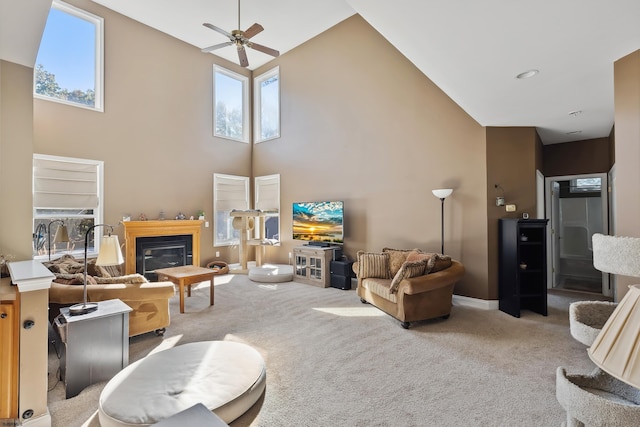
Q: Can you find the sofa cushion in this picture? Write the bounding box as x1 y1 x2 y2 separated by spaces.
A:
389 258 429 293
361 278 397 303
356 251 390 279
382 248 422 277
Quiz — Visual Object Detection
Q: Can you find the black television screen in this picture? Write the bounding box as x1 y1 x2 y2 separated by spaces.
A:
292 201 344 244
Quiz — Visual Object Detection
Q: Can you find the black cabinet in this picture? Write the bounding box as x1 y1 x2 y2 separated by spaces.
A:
330 260 354 290
499 218 549 318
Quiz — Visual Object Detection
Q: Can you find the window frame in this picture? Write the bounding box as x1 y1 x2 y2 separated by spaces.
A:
33 154 104 260
254 66 281 143
213 173 250 247
213 65 249 143
33 0 104 112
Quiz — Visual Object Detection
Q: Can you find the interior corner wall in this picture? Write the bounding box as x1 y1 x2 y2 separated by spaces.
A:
252 14 490 300
33 0 252 266
486 127 539 300
0 60 34 260
613 49 640 300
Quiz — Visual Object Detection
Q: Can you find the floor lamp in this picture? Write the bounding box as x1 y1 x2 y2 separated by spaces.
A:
69 224 124 316
431 189 453 254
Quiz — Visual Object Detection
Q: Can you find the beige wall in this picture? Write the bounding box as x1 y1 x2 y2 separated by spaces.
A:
33 0 252 266
252 15 489 299
613 49 640 299
0 60 34 260
485 127 539 300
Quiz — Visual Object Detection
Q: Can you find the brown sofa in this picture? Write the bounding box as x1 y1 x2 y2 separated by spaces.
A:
45 255 175 337
355 248 465 328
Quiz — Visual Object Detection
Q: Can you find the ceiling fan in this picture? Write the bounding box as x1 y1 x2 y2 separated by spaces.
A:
201 0 280 67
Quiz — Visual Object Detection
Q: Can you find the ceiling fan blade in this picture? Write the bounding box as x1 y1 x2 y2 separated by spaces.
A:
237 45 249 67
248 42 280 57
243 23 264 39
203 23 232 39
201 41 233 53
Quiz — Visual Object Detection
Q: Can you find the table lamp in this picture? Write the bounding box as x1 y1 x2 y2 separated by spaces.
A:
48 219 70 260
69 224 124 315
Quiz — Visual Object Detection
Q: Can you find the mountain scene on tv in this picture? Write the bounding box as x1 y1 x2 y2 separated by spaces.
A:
292 201 343 244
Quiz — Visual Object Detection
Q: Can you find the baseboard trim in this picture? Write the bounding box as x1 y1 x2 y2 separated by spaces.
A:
453 294 499 310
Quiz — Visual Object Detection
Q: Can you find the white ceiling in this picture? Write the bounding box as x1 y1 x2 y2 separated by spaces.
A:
3 1 640 144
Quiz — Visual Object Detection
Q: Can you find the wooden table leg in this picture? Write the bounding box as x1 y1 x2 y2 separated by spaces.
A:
210 276 215 307
178 280 185 314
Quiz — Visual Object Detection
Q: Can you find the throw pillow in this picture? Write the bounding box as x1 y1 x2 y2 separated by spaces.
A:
406 251 430 263
93 274 148 284
430 254 453 273
382 247 423 277
389 258 428 293
356 251 391 279
53 273 97 285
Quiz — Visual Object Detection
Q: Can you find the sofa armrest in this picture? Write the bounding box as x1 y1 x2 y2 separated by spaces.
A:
398 261 465 295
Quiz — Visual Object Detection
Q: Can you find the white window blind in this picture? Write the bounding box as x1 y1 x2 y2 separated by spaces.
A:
255 174 280 212
213 173 249 246
214 174 249 211
33 156 100 209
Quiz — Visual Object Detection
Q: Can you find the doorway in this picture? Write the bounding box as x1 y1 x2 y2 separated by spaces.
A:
544 173 611 296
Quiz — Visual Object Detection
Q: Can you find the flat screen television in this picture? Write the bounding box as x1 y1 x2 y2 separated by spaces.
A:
292 201 344 245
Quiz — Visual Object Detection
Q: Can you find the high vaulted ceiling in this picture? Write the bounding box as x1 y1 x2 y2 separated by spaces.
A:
3 1 640 144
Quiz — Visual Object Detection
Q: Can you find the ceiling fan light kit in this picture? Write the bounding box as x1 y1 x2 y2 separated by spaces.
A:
201 0 279 67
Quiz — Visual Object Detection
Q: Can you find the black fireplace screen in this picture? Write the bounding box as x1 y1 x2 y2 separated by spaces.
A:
136 234 193 280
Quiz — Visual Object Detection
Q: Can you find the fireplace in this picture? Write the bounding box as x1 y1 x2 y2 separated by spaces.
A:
122 220 203 275
136 234 193 280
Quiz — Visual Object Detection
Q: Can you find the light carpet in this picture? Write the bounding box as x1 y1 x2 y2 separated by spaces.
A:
47 275 603 426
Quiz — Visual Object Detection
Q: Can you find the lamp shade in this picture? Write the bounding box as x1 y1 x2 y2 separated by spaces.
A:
96 235 124 266
53 224 70 243
432 188 453 199
588 284 640 389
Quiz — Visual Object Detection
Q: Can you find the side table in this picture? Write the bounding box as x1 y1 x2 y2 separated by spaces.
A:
155 265 218 313
54 299 131 398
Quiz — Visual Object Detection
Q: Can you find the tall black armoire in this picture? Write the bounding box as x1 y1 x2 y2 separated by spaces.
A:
498 218 549 318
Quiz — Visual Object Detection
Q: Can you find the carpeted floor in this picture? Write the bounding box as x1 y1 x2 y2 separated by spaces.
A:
47 275 603 426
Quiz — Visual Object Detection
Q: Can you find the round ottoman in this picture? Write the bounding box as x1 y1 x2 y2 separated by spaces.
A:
98 341 266 426
248 264 294 283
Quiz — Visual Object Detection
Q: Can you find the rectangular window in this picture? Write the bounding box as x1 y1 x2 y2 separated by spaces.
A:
254 66 280 143
33 154 104 259
213 173 250 246
34 0 104 111
254 174 280 243
214 65 249 142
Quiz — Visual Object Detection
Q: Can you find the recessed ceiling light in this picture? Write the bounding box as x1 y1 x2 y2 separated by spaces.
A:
516 69 539 79
566 130 582 135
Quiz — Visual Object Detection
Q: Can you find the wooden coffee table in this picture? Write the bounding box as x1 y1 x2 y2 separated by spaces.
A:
155 265 217 313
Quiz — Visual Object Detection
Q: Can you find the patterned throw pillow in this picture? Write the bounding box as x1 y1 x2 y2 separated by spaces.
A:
382 248 423 277
430 254 453 273
356 251 391 279
389 258 428 293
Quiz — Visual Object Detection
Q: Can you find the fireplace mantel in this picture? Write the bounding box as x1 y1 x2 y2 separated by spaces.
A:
122 220 203 275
